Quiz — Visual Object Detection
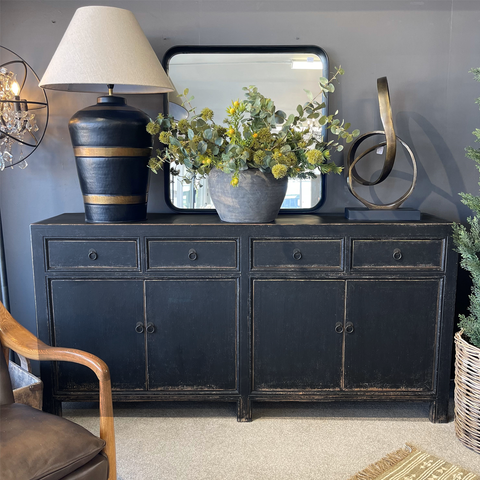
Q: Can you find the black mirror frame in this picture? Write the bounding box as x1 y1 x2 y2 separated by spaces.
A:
162 45 329 214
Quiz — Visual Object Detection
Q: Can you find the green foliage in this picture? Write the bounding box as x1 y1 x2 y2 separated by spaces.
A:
453 67 480 348
146 66 359 186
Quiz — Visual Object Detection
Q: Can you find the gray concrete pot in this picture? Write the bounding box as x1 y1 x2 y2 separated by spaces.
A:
208 168 288 223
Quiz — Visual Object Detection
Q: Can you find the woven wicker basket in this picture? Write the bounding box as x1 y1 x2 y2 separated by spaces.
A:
454 330 480 453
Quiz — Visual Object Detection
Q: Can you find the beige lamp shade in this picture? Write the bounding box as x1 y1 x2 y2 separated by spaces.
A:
39 6 174 94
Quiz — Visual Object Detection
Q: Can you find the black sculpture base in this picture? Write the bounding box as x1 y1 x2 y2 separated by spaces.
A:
345 207 421 221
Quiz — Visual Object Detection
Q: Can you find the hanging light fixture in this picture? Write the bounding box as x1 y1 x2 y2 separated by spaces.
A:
0 46 49 312
0 46 49 170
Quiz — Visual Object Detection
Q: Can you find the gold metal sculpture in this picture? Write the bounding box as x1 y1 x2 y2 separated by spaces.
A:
346 77 417 210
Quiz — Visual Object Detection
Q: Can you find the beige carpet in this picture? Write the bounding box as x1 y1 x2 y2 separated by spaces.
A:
64 400 480 480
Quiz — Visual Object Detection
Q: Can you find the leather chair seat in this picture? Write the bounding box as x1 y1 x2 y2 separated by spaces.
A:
0 403 107 480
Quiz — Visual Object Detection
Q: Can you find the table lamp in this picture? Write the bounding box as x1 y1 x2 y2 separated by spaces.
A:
39 6 174 223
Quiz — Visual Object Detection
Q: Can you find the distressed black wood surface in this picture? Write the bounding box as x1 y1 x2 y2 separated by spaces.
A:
145 279 237 390
253 279 344 390
51 279 145 391
344 280 439 390
47 239 139 270
33 212 447 226
147 240 237 270
31 213 458 422
351 239 445 270
252 239 343 270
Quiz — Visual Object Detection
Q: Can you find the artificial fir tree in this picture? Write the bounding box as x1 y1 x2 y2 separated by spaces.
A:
453 68 480 349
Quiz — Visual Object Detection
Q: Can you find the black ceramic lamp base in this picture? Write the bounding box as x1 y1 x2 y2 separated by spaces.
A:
69 95 152 224
345 207 421 221
84 204 147 224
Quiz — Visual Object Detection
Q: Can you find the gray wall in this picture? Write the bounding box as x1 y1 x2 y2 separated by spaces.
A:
1 0 480 335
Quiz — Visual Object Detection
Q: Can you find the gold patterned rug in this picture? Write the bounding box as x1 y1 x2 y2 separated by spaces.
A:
349 445 479 480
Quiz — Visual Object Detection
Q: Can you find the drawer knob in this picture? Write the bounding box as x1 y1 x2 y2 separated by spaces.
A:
293 249 302 260
135 322 144 334
335 322 344 334
88 249 98 261
345 322 354 334
188 249 198 261
392 248 403 261
146 323 156 334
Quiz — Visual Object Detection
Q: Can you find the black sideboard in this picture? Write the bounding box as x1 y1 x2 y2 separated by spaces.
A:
31 213 457 422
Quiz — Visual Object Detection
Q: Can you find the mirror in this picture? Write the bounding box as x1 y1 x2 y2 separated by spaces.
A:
163 46 329 211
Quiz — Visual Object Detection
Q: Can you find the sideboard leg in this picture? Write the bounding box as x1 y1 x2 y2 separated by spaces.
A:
237 397 252 422
429 399 449 423
44 397 62 416
55 399 63 417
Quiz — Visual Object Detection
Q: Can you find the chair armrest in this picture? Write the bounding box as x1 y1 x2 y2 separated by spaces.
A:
0 302 116 480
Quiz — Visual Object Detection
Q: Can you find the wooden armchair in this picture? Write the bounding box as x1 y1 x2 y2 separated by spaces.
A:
0 301 116 480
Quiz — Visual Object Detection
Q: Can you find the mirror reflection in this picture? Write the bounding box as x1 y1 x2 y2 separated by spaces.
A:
164 47 328 210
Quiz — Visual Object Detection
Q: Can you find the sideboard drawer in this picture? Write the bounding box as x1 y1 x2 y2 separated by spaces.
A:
252 239 344 270
147 239 238 269
46 239 139 270
351 239 445 270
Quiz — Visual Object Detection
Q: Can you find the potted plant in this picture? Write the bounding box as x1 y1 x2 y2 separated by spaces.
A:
147 67 359 222
452 67 480 453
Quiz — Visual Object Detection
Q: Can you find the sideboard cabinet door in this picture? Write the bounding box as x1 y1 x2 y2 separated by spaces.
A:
145 279 238 391
344 280 440 390
252 279 345 391
51 279 146 391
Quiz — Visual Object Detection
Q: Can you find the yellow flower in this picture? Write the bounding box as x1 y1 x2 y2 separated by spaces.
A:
306 149 324 165
230 177 239 186
159 131 171 144
201 108 214 121
229 107 236 114
253 133 258 138
146 122 160 135
253 150 267 165
177 119 189 134
286 152 297 166
257 127 273 144
233 100 240 107
228 128 235 136
271 164 288 179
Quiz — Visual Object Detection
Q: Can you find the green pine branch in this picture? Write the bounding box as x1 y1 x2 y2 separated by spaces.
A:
453 67 480 348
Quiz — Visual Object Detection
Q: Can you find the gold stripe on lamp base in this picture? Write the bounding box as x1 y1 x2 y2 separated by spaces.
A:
83 195 147 205
74 147 152 157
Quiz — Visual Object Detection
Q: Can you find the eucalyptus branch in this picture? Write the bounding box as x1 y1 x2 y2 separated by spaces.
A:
147 68 359 186
309 65 344 105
